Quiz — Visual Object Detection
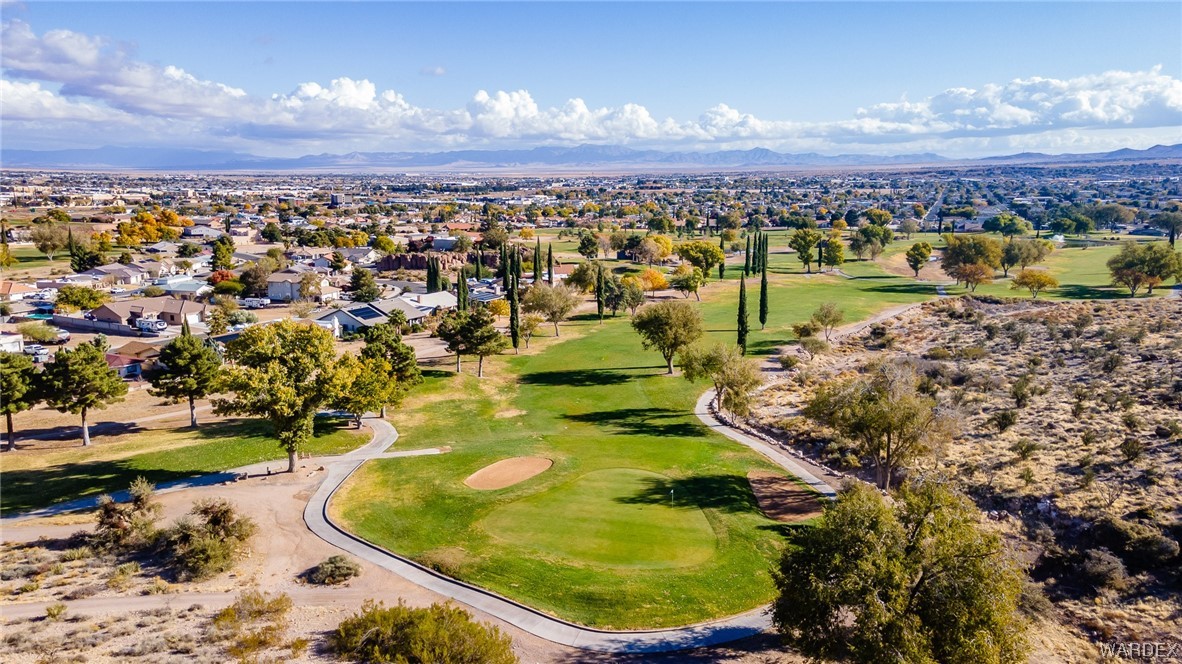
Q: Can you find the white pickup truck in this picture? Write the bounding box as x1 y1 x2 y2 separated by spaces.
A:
243 297 272 309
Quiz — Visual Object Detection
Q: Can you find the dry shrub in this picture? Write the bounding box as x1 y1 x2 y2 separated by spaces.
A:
329 600 517 664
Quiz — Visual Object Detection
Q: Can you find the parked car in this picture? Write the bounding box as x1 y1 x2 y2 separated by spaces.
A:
110 287 127 294
49 327 70 344
23 344 48 362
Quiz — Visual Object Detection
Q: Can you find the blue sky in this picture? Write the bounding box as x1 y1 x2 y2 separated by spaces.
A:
2 1 1181 157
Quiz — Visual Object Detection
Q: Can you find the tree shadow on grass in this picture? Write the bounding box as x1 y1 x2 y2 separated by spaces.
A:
1054 284 1133 300
562 407 709 438
1 461 210 515
519 368 634 387
860 282 942 295
616 474 760 514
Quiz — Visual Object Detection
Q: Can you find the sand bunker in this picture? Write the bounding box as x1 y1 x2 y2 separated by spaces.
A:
747 471 825 523
464 457 553 490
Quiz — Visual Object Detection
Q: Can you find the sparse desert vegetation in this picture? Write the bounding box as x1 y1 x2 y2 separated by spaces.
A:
757 296 1182 648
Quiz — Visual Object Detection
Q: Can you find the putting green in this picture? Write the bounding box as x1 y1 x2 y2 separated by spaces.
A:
481 468 717 569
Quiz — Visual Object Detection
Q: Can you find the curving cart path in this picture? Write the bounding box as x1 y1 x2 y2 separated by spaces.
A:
302 417 794 653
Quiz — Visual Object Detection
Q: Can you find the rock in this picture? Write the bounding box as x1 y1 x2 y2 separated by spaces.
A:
1154 425 1173 438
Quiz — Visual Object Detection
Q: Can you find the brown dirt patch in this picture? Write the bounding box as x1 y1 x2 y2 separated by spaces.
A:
464 456 552 490
747 471 824 523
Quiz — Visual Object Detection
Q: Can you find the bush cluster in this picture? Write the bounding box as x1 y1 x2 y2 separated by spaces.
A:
330 600 518 664
307 555 362 585
159 498 257 581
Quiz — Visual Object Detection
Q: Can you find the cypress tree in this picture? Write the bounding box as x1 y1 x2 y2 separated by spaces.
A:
474 253 484 280
759 260 769 330
546 244 554 285
508 273 520 353
751 230 760 273
512 245 522 282
501 246 511 291
425 257 436 293
534 237 542 278
457 272 469 310
595 262 605 323
744 235 752 276
737 277 749 355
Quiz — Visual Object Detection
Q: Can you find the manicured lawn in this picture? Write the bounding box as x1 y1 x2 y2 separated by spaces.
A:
0 418 365 514
332 316 816 629
8 246 54 270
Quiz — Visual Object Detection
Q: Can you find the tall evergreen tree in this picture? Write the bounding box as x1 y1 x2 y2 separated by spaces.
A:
744 235 752 276
595 262 605 323
546 244 555 285
737 277 749 354
149 321 223 428
534 237 542 277
759 260 769 330
500 245 511 291
751 230 761 273
42 339 128 446
512 245 523 282
0 352 41 451
508 273 520 353
456 272 469 310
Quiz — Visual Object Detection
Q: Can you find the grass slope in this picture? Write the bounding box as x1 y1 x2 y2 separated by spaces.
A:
0 418 364 514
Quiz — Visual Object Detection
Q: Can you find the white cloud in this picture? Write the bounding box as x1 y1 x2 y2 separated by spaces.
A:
420 65 446 77
3 18 1181 156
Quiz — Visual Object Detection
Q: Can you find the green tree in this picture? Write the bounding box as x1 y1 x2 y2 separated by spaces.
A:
772 481 1028 664
1090 203 1135 232
435 307 507 377
743 234 752 276
149 323 222 428
788 229 823 273
456 273 470 310
758 261 769 330
373 234 398 255
348 268 382 303
577 233 599 260
1139 241 1182 295
863 208 893 226
55 285 110 312
670 265 705 301
675 240 725 279
261 222 283 242
1152 211 1182 247
942 234 1002 287
620 277 646 316
811 302 844 342
31 224 68 260
329 251 349 272
595 263 605 322
679 343 762 416
905 242 932 277
330 354 397 428
521 283 580 337
736 277 749 354
214 321 343 472
361 323 421 416
0 352 41 451
42 339 128 446
984 212 1031 239
546 244 554 285
508 275 520 352
631 300 704 374
1010 269 1059 299
804 362 955 490
211 237 234 271
822 234 845 271
1106 241 1171 296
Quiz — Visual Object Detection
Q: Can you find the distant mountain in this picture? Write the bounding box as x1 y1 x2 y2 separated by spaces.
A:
2 143 1179 172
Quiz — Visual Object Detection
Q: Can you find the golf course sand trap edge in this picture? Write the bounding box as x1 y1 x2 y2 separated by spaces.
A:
747 470 825 523
465 457 553 490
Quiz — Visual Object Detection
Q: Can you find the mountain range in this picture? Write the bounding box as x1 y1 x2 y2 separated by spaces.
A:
2 144 1180 172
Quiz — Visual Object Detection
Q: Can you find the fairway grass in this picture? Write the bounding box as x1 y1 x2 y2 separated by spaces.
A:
482 468 717 569
332 298 840 628
0 418 365 514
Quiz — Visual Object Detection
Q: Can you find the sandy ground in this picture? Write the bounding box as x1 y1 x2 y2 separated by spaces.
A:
746 471 825 523
464 456 553 490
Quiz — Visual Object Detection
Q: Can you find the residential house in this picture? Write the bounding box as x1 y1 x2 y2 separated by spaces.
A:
0 281 38 302
183 226 227 242
0 334 23 353
133 259 178 279
315 298 427 334
82 263 150 286
265 267 340 303
105 353 144 379
144 241 179 254
91 296 208 326
399 290 458 316
156 277 213 300
286 246 335 263
112 340 165 370
341 247 381 266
